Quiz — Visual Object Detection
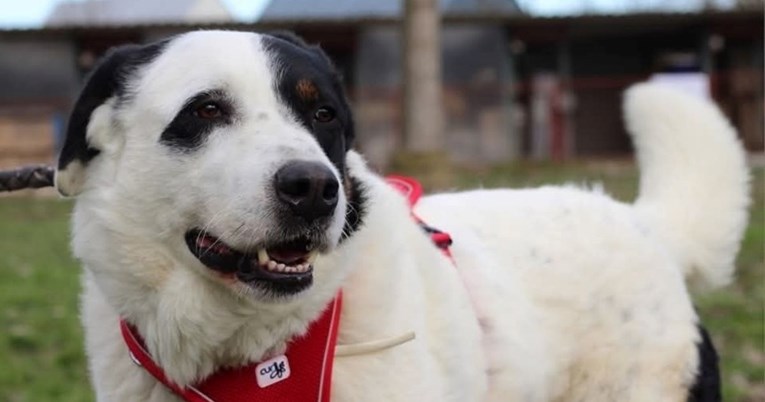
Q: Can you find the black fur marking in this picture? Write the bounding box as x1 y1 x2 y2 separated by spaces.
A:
261 33 356 176
160 90 235 150
687 324 721 402
262 32 366 240
340 174 367 242
58 40 169 171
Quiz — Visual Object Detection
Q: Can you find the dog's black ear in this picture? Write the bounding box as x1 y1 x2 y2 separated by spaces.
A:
268 31 310 48
267 31 337 68
55 41 167 196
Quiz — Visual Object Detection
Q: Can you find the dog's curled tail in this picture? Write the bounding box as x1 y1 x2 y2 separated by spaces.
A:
624 82 750 289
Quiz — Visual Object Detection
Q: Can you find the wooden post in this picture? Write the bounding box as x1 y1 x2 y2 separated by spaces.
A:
402 0 443 152
399 0 450 188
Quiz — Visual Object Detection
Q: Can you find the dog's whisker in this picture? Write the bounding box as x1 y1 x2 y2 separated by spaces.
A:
197 201 238 258
201 219 250 259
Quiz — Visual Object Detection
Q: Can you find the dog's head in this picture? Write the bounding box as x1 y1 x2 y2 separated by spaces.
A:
56 31 365 302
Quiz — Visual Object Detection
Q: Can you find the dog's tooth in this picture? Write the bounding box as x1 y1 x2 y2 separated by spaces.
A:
276 263 286 272
267 260 277 271
295 264 304 272
257 249 269 265
306 251 318 264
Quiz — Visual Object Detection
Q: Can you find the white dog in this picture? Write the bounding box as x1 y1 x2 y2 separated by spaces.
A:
54 31 749 402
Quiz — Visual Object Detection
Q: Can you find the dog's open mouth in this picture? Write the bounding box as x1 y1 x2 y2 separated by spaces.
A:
184 229 316 294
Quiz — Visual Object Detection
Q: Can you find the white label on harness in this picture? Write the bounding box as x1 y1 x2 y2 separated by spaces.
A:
255 355 291 388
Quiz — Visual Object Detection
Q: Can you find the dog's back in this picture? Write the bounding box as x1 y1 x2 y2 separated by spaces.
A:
414 83 748 401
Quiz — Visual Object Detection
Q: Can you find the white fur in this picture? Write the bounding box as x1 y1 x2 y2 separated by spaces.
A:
625 84 750 288
67 31 749 402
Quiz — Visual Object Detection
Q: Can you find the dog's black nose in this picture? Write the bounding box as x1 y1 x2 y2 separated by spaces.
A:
274 161 339 222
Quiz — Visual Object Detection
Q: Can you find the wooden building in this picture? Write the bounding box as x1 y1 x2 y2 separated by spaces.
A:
0 0 761 168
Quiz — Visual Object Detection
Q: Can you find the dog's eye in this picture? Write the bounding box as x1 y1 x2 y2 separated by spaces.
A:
195 102 223 119
314 107 335 123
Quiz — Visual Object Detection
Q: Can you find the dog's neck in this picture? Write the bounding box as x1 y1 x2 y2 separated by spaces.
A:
83 247 342 386
73 195 347 387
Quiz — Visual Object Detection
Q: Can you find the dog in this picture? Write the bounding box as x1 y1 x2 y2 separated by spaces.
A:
53 31 749 401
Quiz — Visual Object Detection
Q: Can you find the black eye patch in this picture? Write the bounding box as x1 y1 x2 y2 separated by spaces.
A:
160 90 234 150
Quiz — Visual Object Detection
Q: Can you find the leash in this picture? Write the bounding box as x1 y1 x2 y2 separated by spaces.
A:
0 167 453 258
0 165 54 192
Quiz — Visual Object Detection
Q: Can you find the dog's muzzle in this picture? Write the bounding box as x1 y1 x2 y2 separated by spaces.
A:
182 160 342 296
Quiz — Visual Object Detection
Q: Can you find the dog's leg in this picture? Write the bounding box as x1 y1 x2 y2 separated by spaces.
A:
686 325 722 402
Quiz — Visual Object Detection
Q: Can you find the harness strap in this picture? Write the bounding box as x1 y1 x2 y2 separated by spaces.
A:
385 175 453 257
121 295 342 402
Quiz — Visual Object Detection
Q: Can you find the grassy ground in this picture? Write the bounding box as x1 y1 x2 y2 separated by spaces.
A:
0 198 89 402
0 161 761 401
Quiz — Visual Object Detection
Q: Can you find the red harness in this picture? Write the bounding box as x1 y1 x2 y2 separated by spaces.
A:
385 175 453 257
120 176 451 402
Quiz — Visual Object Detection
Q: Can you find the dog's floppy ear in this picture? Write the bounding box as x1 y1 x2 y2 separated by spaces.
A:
268 31 310 48
267 31 337 67
55 41 167 196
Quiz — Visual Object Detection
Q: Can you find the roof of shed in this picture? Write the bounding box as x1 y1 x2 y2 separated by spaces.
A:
45 0 232 27
258 0 523 21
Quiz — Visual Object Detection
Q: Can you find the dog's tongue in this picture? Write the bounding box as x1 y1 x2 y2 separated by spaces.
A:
268 247 308 265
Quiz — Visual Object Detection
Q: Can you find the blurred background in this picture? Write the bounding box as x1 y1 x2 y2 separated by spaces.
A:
0 0 762 401
0 0 762 168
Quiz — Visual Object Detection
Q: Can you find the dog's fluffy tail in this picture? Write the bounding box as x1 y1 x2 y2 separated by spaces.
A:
624 82 750 289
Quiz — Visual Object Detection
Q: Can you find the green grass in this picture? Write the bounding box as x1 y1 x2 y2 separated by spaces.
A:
0 198 91 402
0 162 761 401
